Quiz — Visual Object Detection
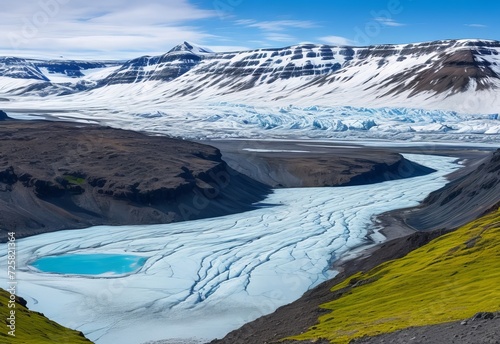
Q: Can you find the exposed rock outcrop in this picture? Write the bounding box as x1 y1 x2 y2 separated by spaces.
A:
0 121 271 242
405 149 500 231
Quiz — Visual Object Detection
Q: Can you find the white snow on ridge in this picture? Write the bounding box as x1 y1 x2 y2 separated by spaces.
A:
38 68 77 83
102 40 500 115
0 39 499 142
80 66 121 81
169 41 215 55
0 77 42 94
0 154 459 344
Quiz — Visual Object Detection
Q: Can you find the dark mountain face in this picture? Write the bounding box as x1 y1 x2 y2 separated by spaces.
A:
0 110 9 120
378 49 499 97
406 149 500 231
164 39 500 98
0 57 48 81
33 61 112 78
97 52 203 86
167 41 214 54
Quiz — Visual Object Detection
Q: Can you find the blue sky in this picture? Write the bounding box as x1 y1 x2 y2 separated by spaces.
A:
0 0 498 59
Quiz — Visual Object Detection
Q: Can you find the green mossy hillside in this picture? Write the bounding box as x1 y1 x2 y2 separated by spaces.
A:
0 289 93 344
288 207 500 343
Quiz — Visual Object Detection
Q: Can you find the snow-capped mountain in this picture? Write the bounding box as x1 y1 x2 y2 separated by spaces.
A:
167 41 214 55
0 40 499 142
0 57 49 81
97 42 209 86
0 57 121 95
0 57 119 81
129 39 499 113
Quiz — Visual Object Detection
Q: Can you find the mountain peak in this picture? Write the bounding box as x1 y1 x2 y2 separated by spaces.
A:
168 41 214 55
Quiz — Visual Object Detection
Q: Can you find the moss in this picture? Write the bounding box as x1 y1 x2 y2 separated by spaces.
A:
63 175 86 185
286 208 500 344
0 289 93 343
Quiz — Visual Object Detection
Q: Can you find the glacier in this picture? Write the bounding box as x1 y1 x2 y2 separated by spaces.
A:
0 154 460 344
4 102 500 143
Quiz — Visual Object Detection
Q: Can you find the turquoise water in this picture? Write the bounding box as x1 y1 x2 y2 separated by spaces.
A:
30 254 147 275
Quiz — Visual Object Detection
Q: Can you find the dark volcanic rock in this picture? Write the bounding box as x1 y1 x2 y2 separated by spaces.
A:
0 121 271 242
211 140 435 188
405 149 500 231
352 312 500 344
379 49 499 97
0 110 9 121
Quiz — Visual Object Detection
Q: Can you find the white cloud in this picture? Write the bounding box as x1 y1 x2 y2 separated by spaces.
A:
320 35 355 46
234 19 256 26
465 24 487 28
87 2 214 25
234 19 318 46
265 33 296 43
206 45 251 53
0 0 218 59
237 19 317 32
374 17 405 27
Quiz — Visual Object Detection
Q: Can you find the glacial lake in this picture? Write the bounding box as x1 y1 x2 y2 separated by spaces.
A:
30 254 147 275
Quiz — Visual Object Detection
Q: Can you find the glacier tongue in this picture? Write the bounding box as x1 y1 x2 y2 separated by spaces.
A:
0 154 459 344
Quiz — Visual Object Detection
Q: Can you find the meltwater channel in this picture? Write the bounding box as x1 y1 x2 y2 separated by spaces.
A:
0 154 459 344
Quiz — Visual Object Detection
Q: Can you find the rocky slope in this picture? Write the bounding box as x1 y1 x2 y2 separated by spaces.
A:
352 312 500 344
0 121 272 241
210 140 435 188
286 205 500 344
404 149 500 231
0 109 9 121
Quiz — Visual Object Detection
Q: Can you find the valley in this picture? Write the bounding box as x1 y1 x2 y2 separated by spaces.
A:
0 120 442 242
0 149 462 344
0 36 499 344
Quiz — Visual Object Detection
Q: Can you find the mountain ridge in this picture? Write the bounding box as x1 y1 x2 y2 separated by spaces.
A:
0 38 499 142
1 38 498 105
